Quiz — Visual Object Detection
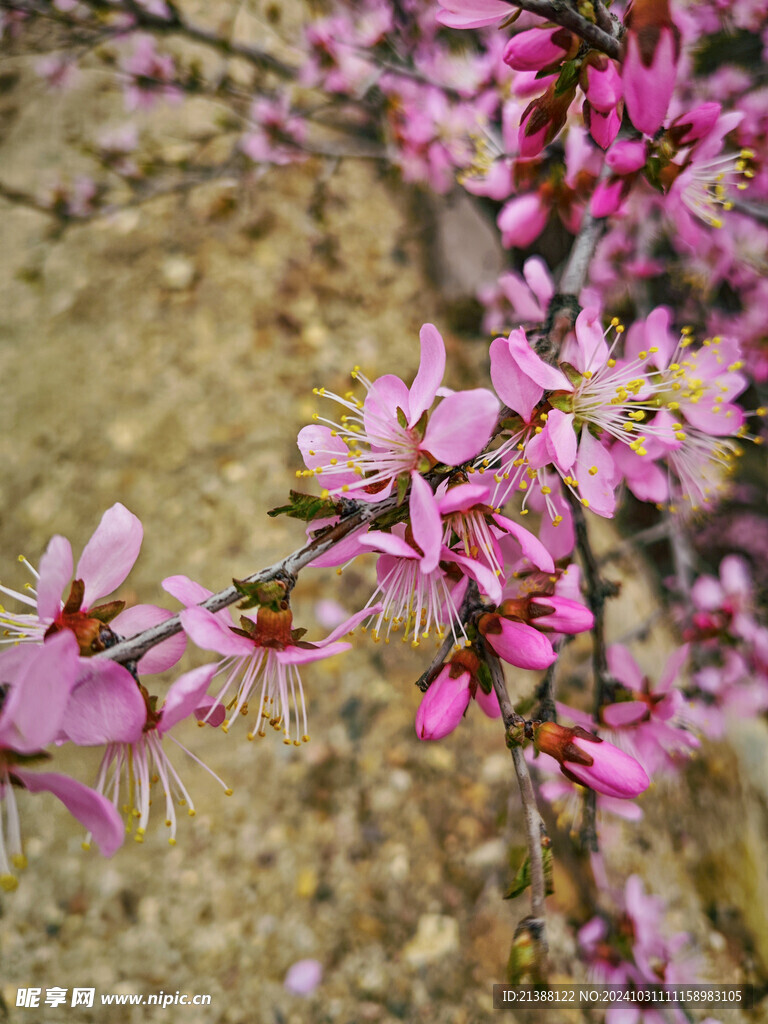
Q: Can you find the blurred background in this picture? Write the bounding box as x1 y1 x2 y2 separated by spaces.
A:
1 3 767 1021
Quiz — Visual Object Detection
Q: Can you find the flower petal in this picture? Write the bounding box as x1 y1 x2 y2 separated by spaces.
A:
162 574 213 605
410 472 442 573
0 631 81 753
423 389 500 465
489 333 543 422
62 660 146 745
76 503 143 608
408 324 446 426
180 606 253 657
159 664 218 734
12 769 125 856
111 604 186 673
36 535 73 621
485 618 557 670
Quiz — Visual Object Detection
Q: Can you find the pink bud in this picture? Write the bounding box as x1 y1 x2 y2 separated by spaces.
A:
415 665 472 740
584 59 622 113
533 722 650 798
606 139 647 174
529 596 594 634
503 27 575 72
622 0 681 136
668 102 721 146
518 83 575 158
590 176 627 217
566 734 650 798
497 192 548 249
584 103 622 149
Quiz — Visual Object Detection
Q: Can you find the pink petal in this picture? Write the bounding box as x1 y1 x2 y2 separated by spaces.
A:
448 548 502 604
358 531 419 560
409 472 442 573
0 631 81 753
436 0 510 29
474 684 502 719
506 328 570 392
544 410 577 473
36 535 73 621
284 958 323 996
492 514 555 573
315 603 384 646
297 425 358 492
607 644 645 690
158 664 218 734
12 769 125 857
602 701 648 727
111 603 186 673
575 431 616 517
276 640 351 665
162 574 213 605
489 333 544 422
422 388 500 464
682 401 744 435
180 606 253 657
658 643 689 692
76 503 143 608
195 695 225 728
485 618 557 670
363 374 411 444
522 257 555 307
436 482 490 515
61 660 146 745
408 324 446 426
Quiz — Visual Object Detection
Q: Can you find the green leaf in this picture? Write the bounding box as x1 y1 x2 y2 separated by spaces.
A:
233 578 287 610
396 472 410 506
504 845 554 900
268 490 341 522
477 660 493 696
554 60 580 96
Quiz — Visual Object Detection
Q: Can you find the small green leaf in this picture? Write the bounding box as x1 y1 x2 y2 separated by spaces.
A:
504 846 554 900
554 60 580 96
233 578 286 610
268 490 341 522
396 473 410 506
396 406 408 429
477 660 493 696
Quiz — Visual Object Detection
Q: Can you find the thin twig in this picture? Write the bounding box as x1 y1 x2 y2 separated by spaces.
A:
487 653 549 976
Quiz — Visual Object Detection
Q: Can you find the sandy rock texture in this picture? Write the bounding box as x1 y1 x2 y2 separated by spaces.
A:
1 5 766 1023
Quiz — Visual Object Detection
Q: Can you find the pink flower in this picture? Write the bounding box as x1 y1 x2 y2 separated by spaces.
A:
0 503 184 672
0 633 124 889
60 660 227 843
533 721 650 798
358 474 502 645
180 596 374 741
298 324 499 500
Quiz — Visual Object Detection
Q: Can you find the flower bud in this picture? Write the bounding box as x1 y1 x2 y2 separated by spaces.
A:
503 27 576 72
533 722 650 798
529 595 594 634
622 0 681 136
518 83 576 159
415 663 472 741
